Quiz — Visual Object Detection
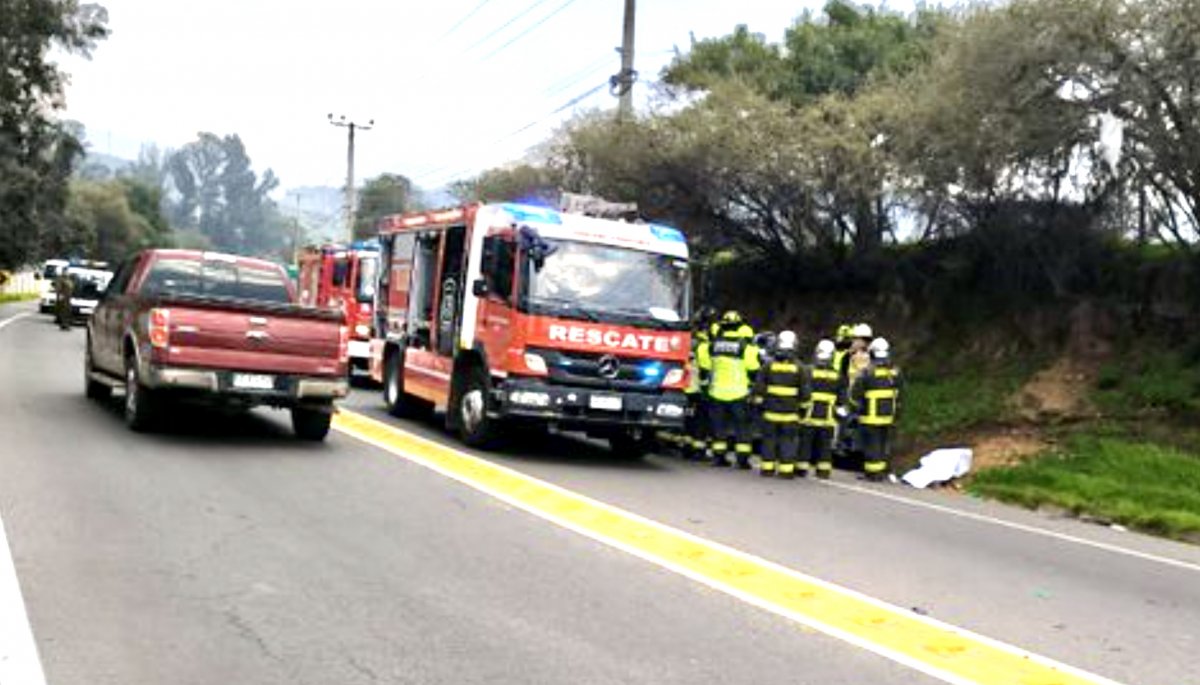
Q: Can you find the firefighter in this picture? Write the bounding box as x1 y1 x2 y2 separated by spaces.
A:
851 337 902 481
832 324 854 379
756 330 803 478
54 271 75 330
836 322 874 459
697 310 760 469
681 319 711 460
801 339 842 479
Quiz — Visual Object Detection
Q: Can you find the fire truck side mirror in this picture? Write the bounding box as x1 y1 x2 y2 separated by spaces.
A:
471 278 489 298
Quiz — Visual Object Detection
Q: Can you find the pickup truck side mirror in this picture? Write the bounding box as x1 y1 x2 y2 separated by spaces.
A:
472 279 489 298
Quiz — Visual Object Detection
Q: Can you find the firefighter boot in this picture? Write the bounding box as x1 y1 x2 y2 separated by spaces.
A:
777 462 796 480
759 460 777 477
795 461 811 479
816 461 832 480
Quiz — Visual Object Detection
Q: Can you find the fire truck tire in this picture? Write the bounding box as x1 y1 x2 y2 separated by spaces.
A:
608 429 652 460
457 365 499 449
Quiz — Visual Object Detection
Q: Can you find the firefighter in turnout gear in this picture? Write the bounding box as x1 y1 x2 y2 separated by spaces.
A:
851 338 902 481
756 331 804 478
697 310 760 469
682 321 711 460
802 339 842 479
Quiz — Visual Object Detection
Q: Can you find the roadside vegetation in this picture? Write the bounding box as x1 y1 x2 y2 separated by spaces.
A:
0 292 38 304
971 435 1200 540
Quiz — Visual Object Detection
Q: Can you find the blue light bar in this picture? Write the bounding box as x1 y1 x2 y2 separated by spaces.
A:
641 362 663 379
649 224 686 244
502 203 562 225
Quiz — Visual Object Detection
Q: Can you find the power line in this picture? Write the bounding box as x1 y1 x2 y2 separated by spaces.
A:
479 0 583 61
414 81 609 187
436 0 495 41
463 0 556 54
544 53 615 95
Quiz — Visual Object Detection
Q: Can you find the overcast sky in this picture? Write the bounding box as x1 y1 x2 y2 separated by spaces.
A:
60 0 819 194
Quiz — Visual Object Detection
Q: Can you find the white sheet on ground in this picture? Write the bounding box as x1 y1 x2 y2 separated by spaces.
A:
901 448 973 488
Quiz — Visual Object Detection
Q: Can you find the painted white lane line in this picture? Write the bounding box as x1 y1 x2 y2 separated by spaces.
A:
821 480 1200 574
0 515 48 685
0 312 34 332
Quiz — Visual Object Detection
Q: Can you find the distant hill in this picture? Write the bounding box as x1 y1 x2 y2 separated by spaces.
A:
76 151 133 179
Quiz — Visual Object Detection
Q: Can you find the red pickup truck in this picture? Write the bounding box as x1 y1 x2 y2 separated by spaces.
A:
84 249 350 440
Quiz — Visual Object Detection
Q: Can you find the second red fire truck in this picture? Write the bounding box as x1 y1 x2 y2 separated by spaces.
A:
297 241 381 374
369 202 692 456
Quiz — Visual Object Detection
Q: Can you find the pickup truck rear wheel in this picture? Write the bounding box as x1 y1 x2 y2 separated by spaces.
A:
292 406 333 441
85 341 111 401
124 359 158 432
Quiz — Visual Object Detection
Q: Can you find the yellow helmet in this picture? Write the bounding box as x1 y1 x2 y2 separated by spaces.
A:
836 324 853 342
721 310 743 325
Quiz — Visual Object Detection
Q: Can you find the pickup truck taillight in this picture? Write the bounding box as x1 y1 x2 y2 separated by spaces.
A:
338 325 349 362
148 308 170 348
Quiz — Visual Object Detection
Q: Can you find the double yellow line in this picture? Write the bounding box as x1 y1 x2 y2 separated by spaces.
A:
333 410 1122 685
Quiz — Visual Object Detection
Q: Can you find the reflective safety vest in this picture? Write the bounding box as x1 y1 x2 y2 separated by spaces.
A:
855 365 901 427
761 359 803 423
685 353 702 395
804 364 841 428
697 324 760 402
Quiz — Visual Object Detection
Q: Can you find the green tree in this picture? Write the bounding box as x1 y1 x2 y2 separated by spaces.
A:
663 1 942 104
62 179 173 264
166 132 284 256
0 0 108 268
355 173 420 240
450 164 564 205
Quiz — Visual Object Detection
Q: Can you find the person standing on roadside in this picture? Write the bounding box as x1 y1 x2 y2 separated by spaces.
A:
851 338 902 481
54 271 75 330
801 339 842 479
756 331 804 479
697 311 760 469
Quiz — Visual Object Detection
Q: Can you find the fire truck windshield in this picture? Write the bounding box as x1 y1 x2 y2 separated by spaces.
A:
524 239 690 328
356 255 378 303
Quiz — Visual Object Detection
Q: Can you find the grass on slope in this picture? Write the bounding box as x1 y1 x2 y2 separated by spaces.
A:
1095 349 1200 416
902 360 1039 440
970 435 1200 539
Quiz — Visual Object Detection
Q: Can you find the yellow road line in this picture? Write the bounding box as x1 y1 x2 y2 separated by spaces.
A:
333 410 1123 685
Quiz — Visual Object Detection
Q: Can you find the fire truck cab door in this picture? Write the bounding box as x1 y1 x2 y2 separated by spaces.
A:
436 225 467 357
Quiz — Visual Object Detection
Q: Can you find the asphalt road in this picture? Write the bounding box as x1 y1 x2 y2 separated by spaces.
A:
1 303 1198 685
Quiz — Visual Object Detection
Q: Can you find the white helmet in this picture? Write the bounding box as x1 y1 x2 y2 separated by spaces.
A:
815 339 835 361
852 323 874 339
869 337 891 359
776 330 797 352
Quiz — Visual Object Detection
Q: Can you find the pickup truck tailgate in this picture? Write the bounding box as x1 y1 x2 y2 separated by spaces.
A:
157 302 344 377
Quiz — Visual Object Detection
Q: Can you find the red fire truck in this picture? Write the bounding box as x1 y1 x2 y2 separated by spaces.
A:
369 202 692 455
297 241 381 373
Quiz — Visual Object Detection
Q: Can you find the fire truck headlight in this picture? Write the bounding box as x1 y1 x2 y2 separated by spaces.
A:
523 352 548 374
662 368 685 386
354 324 371 338
656 403 685 418
509 391 551 408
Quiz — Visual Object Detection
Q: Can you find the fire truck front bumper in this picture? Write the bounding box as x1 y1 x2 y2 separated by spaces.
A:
492 379 687 429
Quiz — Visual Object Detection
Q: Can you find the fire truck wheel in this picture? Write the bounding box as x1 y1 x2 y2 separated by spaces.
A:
457 366 499 448
384 349 412 418
608 429 652 460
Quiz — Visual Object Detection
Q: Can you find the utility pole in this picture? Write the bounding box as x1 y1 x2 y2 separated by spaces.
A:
328 114 374 244
614 0 636 120
292 193 302 265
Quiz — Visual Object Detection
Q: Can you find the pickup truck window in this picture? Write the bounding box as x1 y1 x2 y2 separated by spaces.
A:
141 257 292 304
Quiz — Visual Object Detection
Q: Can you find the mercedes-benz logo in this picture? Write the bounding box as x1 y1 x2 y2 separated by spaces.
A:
597 355 620 379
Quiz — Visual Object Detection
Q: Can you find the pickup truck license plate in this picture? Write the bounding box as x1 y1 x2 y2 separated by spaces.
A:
589 395 622 411
232 373 275 391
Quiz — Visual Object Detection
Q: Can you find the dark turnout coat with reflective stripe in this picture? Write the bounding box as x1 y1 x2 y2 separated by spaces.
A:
803 362 844 428
756 357 804 423
851 363 902 426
